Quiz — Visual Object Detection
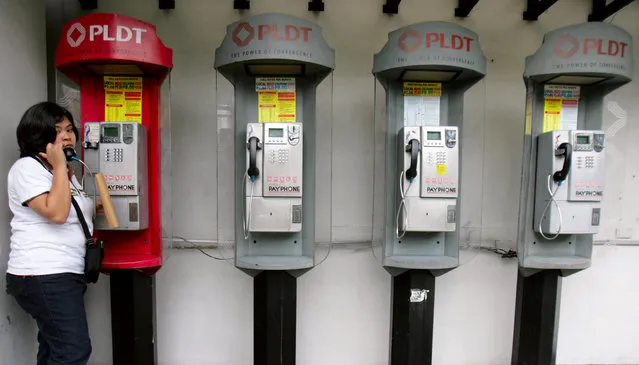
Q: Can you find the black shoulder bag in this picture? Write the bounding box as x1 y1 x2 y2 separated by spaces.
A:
71 198 104 284
31 156 104 283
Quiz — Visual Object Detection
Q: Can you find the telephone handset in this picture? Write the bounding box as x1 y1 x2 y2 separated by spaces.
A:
64 147 77 162
534 130 605 239
244 122 303 236
553 142 572 183
396 126 459 238
405 139 420 181
247 136 262 181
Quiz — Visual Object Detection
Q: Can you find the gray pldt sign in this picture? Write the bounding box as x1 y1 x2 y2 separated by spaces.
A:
214 13 334 72
373 21 486 82
525 22 633 82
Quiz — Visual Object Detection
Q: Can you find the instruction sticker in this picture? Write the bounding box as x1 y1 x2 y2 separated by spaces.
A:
256 77 296 123
542 85 580 133
436 164 446 175
403 82 441 126
104 76 143 123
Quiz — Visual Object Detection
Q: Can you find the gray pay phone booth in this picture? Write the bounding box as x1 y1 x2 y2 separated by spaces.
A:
214 13 335 364
372 22 486 365
512 22 633 365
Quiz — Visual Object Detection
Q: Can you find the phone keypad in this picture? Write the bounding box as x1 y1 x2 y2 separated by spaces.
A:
425 152 447 165
269 149 289 164
104 148 124 163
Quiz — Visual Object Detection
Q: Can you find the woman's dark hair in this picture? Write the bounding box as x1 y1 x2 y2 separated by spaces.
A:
16 102 79 157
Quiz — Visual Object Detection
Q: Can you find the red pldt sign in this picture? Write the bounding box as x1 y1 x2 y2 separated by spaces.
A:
554 34 628 59
55 13 173 69
232 22 313 47
399 30 474 53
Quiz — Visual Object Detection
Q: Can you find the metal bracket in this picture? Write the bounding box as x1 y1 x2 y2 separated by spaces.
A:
78 0 97 10
308 0 325 12
455 0 480 17
522 0 559 20
588 0 636 21
234 0 250 10
383 0 401 14
159 0 175 9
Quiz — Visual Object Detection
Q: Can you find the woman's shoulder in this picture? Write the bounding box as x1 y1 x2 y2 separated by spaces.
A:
9 157 41 174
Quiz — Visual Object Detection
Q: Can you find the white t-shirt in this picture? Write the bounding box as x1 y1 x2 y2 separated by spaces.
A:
6 157 94 276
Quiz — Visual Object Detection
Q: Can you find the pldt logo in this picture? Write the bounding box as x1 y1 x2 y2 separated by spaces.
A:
232 22 254 47
554 35 579 59
67 23 86 48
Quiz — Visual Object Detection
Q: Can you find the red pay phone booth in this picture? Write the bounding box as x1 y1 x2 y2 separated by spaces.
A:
54 13 173 364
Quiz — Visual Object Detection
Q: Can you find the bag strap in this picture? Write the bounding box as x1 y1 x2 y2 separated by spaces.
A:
30 156 92 240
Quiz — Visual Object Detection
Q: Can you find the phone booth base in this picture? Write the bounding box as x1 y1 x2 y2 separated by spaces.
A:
390 270 436 365
254 271 297 364
511 270 561 365
513 22 633 363
110 270 157 365
54 13 173 365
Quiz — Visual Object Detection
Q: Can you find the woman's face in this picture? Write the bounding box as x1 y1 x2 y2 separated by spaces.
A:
55 117 76 149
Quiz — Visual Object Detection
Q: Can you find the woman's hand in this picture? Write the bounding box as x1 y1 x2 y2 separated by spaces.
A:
96 199 104 214
39 143 67 171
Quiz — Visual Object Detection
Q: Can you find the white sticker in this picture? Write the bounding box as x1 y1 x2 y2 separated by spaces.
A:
409 289 430 303
84 124 100 144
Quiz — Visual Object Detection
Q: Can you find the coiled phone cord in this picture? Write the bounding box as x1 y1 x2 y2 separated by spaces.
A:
539 174 563 240
395 170 414 239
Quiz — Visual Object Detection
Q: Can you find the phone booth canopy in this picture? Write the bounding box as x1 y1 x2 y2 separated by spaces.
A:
214 13 335 273
54 13 174 275
372 22 487 275
517 22 633 275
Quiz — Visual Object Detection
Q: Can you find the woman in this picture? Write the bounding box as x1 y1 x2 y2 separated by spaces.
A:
5 101 96 365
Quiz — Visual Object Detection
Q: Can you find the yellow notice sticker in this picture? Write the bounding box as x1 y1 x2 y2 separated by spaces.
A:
542 98 562 133
436 164 446 175
256 77 296 123
403 82 442 97
104 76 143 123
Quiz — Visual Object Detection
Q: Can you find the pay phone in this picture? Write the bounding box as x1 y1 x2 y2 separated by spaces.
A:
82 122 149 230
533 129 605 239
244 122 303 235
396 126 459 237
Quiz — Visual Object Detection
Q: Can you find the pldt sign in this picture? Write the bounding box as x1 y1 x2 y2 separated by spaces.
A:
554 34 629 59
232 22 313 47
398 30 475 53
67 23 147 48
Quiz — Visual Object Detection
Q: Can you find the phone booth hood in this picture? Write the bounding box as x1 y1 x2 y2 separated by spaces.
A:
213 13 336 273
54 13 174 275
524 22 633 86
55 13 173 84
373 21 486 86
371 22 488 273
214 13 334 82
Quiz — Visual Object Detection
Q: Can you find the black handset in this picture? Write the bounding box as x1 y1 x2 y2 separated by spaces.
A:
247 136 261 180
63 147 77 162
405 139 420 181
553 142 572 182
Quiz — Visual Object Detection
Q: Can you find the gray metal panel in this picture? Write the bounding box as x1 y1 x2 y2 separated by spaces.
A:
373 22 486 85
524 22 633 85
83 122 149 231
214 13 335 80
